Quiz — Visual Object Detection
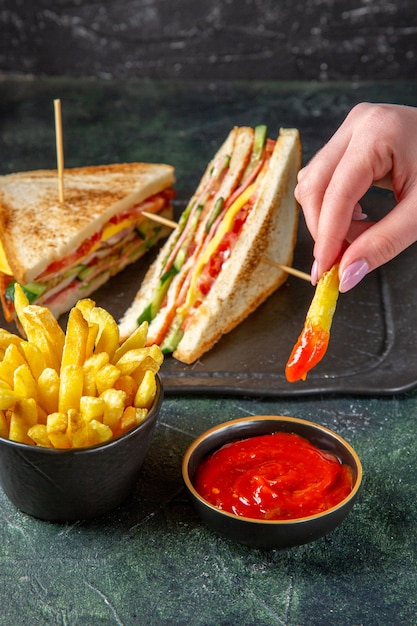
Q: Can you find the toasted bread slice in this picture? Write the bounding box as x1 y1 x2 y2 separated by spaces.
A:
0 162 175 284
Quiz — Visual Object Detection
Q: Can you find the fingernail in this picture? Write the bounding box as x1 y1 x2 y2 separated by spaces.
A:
352 204 367 221
352 211 368 221
310 259 319 286
339 259 369 292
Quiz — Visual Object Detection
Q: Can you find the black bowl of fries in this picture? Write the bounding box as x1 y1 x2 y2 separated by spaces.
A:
0 289 165 522
182 416 362 549
0 374 163 522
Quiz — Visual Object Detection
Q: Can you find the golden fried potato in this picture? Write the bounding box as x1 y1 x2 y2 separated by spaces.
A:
94 363 121 395
27 424 52 448
20 341 47 379
134 370 157 409
13 363 38 401
86 419 113 446
61 307 90 369
0 410 8 439
37 368 60 416
0 387 21 410
0 292 163 449
18 306 64 372
9 398 38 444
58 364 84 414
112 322 148 363
79 395 105 423
100 388 126 429
46 412 71 449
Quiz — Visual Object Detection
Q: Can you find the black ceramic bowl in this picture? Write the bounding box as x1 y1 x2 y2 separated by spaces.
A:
0 375 163 523
182 415 362 549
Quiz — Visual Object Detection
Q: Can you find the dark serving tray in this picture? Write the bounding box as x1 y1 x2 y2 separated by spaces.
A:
1 191 415 397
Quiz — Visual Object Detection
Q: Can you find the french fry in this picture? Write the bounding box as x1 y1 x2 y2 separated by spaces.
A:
101 388 126 429
75 298 96 319
37 368 60 416
0 344 26 387
13 363 38 401
134 369 157 409
27 424 52 448
134 407 149 425
36 404 48 425
80 396 105 423
66 409 89 448
0 328 23 358
27 306 65 353
61 307 89 369
9 398 38 444
83 352 110 396
113 375 137 407
77 300 119 359
286 263 340 382
20 341 47 379
115 348 155 376
0 410 9 438
91 307 120 360
13 283 29 319
112 322 148 363
18 306 63 372
21 305 65 360
147 344 164 367
0 293 163 448
46 412 71 449
94 363 121 395
87 419 113 446
85 321 100 360
0 387 21 410
117 405 137 435
58 364 84 414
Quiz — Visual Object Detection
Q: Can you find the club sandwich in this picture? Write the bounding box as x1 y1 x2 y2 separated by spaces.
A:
0 162 175 322
119 125 302 364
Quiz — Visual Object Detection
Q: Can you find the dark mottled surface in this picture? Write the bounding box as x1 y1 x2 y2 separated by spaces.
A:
0 78 417 625
0 0 416 81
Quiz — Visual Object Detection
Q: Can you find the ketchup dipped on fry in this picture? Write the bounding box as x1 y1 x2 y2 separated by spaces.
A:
286 263 340 382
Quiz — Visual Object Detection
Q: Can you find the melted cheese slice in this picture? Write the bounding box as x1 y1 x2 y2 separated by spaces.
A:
101 217 134 242
0 240 12 275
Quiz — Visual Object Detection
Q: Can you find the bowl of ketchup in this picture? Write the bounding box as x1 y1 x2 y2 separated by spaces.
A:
182 415 362 549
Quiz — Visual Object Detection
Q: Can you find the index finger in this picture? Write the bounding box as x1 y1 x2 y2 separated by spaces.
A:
313 147 377 274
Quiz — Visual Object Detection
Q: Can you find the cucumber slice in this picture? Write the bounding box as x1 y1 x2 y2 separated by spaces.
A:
5 280 47 304
137 265 178 325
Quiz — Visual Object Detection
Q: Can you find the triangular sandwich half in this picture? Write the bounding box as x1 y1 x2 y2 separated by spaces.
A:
119 126 301 364
0 162 175 321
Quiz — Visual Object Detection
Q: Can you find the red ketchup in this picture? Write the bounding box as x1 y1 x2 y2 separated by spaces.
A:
195 432 353 520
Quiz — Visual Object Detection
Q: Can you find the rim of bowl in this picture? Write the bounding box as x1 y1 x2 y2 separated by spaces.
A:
0 373 163 455
182 415 363 526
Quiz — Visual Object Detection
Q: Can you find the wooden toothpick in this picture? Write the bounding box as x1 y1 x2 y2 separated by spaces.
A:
141 210 311 282
260 256 311 282
54 98 65 203
141 211 178 230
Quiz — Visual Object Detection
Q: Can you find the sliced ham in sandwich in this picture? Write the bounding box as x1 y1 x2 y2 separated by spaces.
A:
119 126 301 364
0 162 175 322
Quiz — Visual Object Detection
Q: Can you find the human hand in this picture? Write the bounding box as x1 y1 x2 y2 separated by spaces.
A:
295 102 417 291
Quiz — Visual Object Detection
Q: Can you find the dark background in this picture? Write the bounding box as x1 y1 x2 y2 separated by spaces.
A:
0 0 415 81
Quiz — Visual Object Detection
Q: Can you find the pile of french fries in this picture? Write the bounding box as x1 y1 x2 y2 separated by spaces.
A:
0 285 163 449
